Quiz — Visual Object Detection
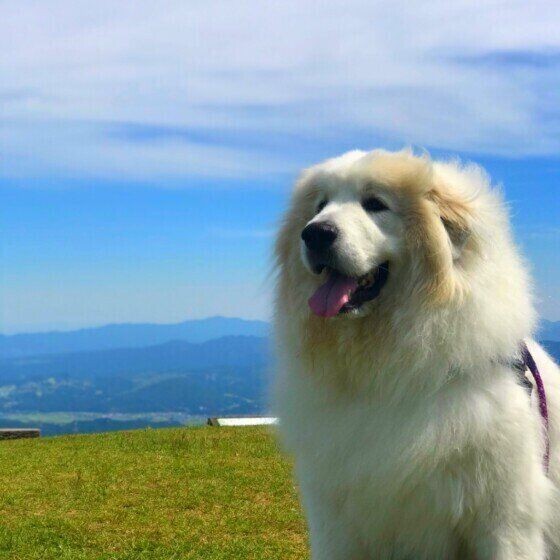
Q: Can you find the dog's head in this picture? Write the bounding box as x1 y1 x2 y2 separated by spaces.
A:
275 148 536 386
276 149 478 320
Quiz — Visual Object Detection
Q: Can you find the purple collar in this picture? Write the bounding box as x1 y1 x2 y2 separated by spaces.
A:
520 341 550 472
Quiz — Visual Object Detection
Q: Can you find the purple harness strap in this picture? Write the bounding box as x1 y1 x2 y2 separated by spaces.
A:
520 341 550 472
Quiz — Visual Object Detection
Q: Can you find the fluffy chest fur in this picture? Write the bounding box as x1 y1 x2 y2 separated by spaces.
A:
275 356 546 558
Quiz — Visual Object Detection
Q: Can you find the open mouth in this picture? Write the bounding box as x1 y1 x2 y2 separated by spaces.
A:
308 262 390 318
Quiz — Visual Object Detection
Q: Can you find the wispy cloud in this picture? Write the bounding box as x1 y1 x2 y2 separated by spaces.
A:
2 0 560 183
452 49 560 69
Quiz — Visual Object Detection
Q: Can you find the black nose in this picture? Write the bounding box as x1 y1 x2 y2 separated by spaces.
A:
301 221 338 252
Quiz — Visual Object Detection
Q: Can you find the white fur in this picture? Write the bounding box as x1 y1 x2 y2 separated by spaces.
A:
273 149 560 559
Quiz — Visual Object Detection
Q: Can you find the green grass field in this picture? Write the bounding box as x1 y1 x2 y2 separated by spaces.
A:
0 427 308 559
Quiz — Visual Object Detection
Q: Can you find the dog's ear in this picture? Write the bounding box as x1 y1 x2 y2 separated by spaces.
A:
442 217 470 261
428 188 472 262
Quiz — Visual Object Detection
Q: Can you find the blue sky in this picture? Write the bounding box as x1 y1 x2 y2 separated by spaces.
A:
1 1 559 332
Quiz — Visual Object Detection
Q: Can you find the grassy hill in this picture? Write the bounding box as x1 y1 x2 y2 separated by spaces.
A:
0 427 308 559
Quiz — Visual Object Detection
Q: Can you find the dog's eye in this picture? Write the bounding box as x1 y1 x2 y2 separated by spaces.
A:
316 199 328 213
362 196 388 213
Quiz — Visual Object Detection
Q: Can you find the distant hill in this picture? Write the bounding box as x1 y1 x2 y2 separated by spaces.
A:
0 335 270 417
0 316 269 359
540 320 560 342
0 335 272 442
0 333 271 434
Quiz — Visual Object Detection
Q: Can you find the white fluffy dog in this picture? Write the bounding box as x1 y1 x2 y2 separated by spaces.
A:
273 149 560 559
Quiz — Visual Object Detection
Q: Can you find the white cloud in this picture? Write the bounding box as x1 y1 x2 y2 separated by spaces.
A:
1 0 560 182
0 119 287 180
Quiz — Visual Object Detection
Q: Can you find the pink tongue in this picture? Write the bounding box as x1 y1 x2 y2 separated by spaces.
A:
308 272 359 318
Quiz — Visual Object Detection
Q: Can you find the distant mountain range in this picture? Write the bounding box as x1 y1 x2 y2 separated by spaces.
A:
0 317 273 435
0 316 269 359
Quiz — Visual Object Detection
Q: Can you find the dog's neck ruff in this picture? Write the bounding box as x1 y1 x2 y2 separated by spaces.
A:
519 342 550 472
